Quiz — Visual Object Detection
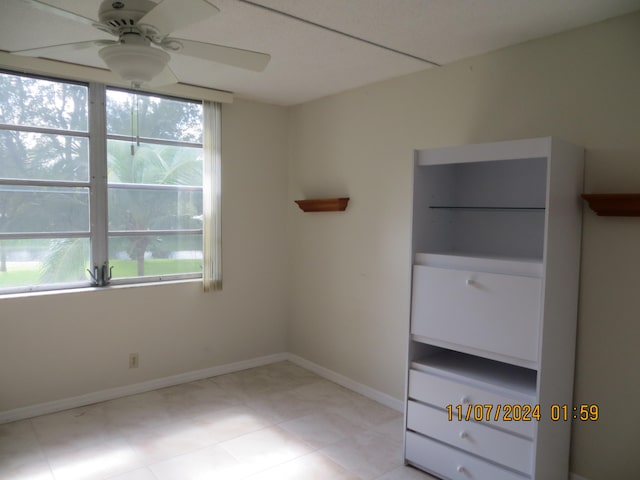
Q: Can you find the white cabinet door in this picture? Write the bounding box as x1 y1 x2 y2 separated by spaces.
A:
411 265 542 363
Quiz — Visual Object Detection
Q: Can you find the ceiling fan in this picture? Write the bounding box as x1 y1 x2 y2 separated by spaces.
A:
12 0 271 87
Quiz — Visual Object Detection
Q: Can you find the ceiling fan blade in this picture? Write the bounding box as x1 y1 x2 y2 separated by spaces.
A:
147 64 179 87
20 0 98 28
12 40 117 58
171 39 271 72
139 0 220 36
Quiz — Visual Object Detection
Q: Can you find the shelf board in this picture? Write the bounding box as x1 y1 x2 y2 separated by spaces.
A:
295 197 349 212
582 193 640 216
414 252 543 277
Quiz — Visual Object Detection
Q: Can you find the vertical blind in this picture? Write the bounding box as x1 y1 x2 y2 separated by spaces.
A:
203 101 222 291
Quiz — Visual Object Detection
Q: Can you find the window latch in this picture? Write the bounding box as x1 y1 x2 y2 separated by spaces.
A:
87 262 113 287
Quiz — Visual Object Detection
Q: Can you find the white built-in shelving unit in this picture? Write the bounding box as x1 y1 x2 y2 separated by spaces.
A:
404 137 584 480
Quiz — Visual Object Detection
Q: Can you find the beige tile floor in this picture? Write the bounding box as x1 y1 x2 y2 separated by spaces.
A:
0 362 436 480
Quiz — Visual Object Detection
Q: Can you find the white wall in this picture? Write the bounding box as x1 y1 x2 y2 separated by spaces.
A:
287 11 640 480
0 98 289 412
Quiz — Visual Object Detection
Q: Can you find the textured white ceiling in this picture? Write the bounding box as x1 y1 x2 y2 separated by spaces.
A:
1 0 639 105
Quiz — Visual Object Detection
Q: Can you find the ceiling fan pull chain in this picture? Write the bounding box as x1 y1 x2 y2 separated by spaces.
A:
130 120 135 156
130 95 135 156
137 95 141 147
129 93 141 156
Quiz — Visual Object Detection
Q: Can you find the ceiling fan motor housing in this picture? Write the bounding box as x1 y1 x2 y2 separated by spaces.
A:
98 0 157 28
99 41 170 86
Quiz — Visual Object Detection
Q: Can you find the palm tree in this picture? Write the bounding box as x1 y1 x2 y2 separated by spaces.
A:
39 238 89 283
2 76 203 285
106 140 202 277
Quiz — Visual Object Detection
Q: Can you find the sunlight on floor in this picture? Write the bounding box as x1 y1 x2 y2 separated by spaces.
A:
49 448 136 480
2 362 432 480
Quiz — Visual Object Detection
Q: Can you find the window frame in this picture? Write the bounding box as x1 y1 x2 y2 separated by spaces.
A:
0 69 212 295
103 86 205 286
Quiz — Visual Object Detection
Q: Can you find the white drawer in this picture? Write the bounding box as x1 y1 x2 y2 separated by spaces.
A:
407 401 533 474
411 265 541 363
408 369 536 438
405 431 530 480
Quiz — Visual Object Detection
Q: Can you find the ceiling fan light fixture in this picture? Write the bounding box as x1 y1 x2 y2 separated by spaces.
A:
99 43 170 87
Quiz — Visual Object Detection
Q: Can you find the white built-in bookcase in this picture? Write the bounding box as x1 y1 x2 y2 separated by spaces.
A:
405 137 584 480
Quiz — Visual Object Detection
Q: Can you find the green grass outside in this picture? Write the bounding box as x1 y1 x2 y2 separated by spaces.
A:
0 265 40 286
110 258 202 278
0 258 201 288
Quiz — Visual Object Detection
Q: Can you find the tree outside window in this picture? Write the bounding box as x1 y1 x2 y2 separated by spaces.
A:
0 71 206 293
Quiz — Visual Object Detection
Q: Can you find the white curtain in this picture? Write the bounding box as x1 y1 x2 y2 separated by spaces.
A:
203 101 222 291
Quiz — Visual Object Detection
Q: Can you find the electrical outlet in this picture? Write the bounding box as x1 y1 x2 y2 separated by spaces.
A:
129 353 139 369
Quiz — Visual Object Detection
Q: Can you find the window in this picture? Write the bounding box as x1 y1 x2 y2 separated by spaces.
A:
106 89 204 282
0 70 220 294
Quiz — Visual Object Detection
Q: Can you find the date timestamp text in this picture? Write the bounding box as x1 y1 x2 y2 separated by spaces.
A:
446 403 599 422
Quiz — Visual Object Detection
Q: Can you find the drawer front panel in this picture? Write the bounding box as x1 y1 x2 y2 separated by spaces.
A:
411 265 541 363
407 400 533 474
405 431 530 480
408 369 536 438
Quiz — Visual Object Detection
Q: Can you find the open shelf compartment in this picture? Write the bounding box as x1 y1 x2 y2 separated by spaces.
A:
412 349 537 399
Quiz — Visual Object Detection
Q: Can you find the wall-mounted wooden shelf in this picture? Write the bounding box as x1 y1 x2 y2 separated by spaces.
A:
582 194 640 216
295 197 349 212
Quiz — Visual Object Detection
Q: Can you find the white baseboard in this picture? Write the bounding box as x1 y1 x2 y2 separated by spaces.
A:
0 352 288 424
286 353 404 412
0 351 403 424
